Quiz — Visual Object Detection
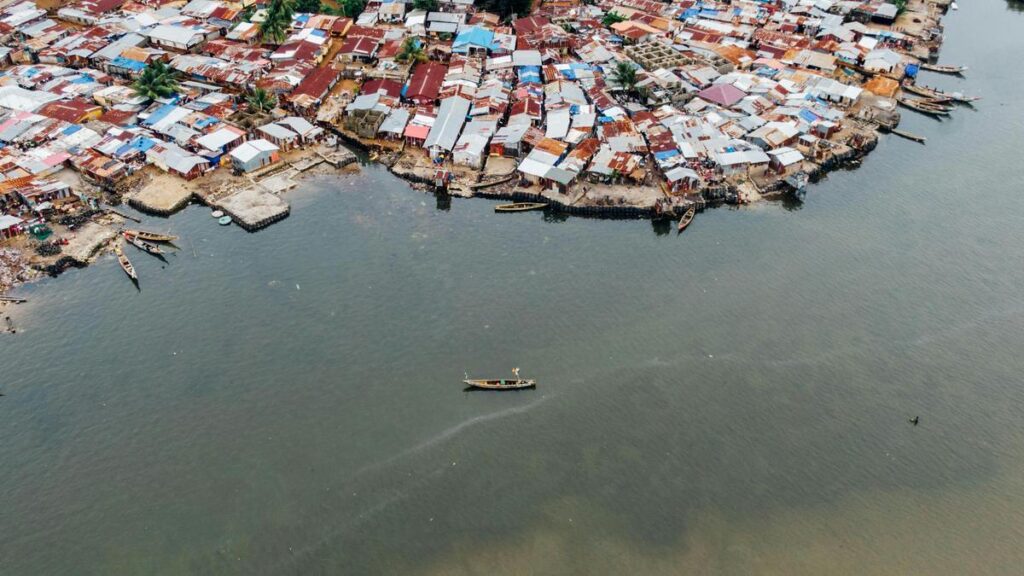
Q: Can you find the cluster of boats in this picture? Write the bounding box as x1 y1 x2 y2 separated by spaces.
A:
897 64 978 119
114 229 178 283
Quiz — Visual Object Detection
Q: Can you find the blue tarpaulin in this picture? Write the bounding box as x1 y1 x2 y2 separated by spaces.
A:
905 63 919 78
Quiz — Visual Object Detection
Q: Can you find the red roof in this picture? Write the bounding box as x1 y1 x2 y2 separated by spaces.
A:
37 99 101 123
346 25 385 41
513 15 549 36
361 78 403 99
75 0 128 15
98 109 137 126
405 62 446 103
331 17 352 34
289 66 341 100
404 124 430 140
339 36 378 57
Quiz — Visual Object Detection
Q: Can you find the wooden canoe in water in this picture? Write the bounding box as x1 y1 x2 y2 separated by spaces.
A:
495 202 548 212
677 205 696 232
124 229 177 242
902 83 978 104
123 232 165 255
114 244 137 281
463 379 537 390
919 63 967 75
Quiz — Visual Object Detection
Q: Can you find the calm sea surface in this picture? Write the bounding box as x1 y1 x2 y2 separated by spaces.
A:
3 2 1024 574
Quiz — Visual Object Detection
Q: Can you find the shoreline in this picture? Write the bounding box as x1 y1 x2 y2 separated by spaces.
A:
0 0 961 302
0 124 880 303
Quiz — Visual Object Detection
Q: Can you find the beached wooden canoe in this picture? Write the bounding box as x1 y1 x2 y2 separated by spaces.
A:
495 202 548 212
124 229 177 242
114 244 137 281
902 83 979 103
677 205 696 232
123 232 164 255
897 97 952 117
463 378 537 390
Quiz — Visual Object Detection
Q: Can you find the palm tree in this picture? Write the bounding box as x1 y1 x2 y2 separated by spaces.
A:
246 87 278 113
396 37 426 63
610 61 638 94
260 0 295 44
132 60 179 100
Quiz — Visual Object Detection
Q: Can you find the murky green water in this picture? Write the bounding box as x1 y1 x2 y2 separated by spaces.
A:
3 2 1024 574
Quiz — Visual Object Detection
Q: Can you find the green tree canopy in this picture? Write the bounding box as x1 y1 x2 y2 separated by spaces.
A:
260 0 295 44
132 60 179 101
294 0 321 13
602 11 626 27
325 0 366 17
246 87 278 113
611 61 638 93
396 37 427 63
473 0 530 20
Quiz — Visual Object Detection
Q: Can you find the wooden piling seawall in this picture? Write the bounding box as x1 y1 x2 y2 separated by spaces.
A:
473 189 656 220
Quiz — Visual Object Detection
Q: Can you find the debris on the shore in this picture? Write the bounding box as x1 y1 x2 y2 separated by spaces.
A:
0 249 34 295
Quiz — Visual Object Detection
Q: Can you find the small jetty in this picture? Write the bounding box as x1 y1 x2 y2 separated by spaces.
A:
104 208 142 223
677 204 696 233
495 202 548 213
211 188 290 232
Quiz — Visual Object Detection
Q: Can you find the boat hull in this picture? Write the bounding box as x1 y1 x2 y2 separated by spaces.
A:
677 206 695 232
463 379 537 390
123 233 164 254
125 230 177 242
495 203 548 213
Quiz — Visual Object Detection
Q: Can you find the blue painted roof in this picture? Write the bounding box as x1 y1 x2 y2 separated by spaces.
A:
143 103 177 127
799 109 819 123
115 136 156 157
111 57 147 72
452 27 497 53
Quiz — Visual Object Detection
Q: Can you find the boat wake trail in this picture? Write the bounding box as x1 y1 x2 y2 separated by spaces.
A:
269 393 556 571
353 393 555 477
